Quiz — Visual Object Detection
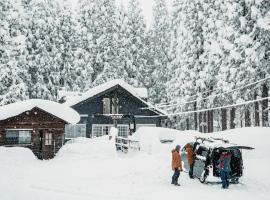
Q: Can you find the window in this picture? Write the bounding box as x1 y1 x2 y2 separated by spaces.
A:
92 125 112 138
65 124 86 138
92 124 129 138
111 97 119 114
5 130 31 145
103 97 119 114
118 126 128 138
45 133 53 145
103 98 111 114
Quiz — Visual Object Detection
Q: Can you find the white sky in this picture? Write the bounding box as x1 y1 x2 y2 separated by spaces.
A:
67 0 173 26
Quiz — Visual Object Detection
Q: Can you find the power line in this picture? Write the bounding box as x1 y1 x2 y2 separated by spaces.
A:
135 96 270 118
141 76 270 110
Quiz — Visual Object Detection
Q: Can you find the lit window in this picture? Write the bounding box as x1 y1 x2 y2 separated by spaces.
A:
45 133 52 145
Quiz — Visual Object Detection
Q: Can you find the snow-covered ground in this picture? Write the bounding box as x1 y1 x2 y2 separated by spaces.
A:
1 127 269 200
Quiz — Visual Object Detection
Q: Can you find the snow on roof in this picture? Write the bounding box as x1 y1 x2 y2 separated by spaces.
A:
0 99 80 124
64 79 166 115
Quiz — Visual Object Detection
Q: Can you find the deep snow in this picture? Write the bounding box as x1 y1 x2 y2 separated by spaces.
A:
0 127 270 200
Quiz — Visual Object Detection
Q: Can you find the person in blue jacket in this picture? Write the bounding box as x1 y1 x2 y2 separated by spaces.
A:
219 151 232 189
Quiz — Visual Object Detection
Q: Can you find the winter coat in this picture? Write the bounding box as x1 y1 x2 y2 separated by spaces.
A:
171 149 183 171
219 153 231 172
185 143 195 165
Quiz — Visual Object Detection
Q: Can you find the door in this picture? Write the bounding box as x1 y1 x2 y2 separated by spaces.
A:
43 132 54 159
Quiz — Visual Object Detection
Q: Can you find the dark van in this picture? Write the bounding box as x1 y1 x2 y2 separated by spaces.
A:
181 137 254 183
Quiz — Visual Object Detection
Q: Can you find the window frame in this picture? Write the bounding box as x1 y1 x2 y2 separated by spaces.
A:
92 124 129 138
45 133 53 146
65 124 87 138
5 129 32 145
103 98 111 114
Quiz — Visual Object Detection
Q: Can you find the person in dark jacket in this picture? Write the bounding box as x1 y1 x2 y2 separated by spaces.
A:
219 151 232 189
171 145 183 186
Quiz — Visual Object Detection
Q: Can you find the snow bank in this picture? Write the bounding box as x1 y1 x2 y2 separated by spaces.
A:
131 127 185 154
0 127 270 200
56 136 117 160
0 147 36 164
0 99 80 124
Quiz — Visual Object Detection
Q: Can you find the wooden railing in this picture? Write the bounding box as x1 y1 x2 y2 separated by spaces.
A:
115 136 140 153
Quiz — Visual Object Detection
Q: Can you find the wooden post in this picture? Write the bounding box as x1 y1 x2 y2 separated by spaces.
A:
113 91 118 128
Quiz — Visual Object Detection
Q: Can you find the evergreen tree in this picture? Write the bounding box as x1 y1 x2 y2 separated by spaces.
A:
0 0 28 105
147 0 170 104
125 0 148 87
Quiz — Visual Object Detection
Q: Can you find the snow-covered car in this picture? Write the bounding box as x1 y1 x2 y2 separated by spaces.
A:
181 137 254 184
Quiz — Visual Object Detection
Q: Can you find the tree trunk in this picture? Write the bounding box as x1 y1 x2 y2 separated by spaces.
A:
262 84 269 126
254 91 260 126
245 108 251 127
203 112 207 133
186 118 190 130
221 109 227 131
230 107 236 129
194 102 197 130
199 112 202 132
207 110 213 133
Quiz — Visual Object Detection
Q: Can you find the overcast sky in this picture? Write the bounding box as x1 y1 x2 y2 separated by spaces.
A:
67 0 173 26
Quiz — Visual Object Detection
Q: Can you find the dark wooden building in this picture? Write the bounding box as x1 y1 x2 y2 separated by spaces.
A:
0 99 80 159
63 79 167 138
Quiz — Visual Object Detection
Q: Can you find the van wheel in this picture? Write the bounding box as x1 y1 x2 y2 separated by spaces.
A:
200 171 207 183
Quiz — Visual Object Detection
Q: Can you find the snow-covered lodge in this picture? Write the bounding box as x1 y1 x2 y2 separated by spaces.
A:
0 100 80 159
61 79 167 138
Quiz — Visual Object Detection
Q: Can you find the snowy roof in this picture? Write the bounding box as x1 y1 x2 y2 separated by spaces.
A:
0 99 80 124
64 79 166 115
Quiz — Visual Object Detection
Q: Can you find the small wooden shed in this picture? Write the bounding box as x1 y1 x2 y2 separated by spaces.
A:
0 99 80 159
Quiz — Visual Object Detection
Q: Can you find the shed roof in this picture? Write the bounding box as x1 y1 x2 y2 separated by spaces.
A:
0 99 80 124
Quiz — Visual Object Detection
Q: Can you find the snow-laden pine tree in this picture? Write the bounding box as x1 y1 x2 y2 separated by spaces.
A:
24 0 63 100
146 0 170 104
167 0 204 131
79 0 120 86
0 0 28 105
213 0 270 128
93 3 134 85
51 1 81 92
125 0 148 87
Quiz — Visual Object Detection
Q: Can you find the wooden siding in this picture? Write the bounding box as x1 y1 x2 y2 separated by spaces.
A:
71 85 164 137
0 107 66 159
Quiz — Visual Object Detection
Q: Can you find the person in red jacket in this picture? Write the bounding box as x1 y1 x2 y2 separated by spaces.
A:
171 145 183 186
